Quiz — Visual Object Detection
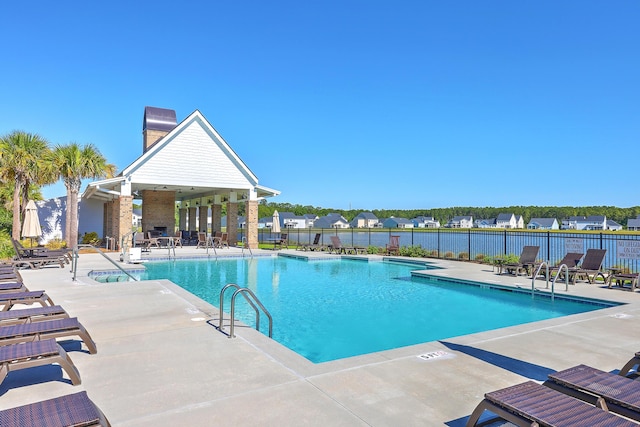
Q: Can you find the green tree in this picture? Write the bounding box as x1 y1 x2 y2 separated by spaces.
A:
0 131 52 240
51 143 116 247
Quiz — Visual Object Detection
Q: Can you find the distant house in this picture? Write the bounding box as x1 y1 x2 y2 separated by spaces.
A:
258 217 271 229
496 213 519 229
446 216 473 228
132 208 142 228
475 218 496 228
222 215 246 229
527 218 559 230
350 212 379 228
382 217 414 228
515 215 524 229
314 213 350 229
412 216 440 228
303 214 318 228
279 212 308 229
628 215 640 231
606 219 623 231
561 216 607 231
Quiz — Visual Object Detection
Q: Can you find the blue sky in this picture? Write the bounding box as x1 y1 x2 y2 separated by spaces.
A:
1 1 638 210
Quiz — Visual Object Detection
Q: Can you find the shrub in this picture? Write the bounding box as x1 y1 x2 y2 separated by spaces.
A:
458 252 469 260
0 230 16 260
444 251 455 259
45 238 67 250
398 245 429 258
429 250 439 257
367 245 381 254
81 232 101 246
475 253 486 262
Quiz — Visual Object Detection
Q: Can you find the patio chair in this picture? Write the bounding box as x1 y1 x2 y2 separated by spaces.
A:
386 235 400 255
545 364 640 422
11 239 70 262
146 232 160 248
274 233 288 250
619 352 640 378
0 317 97 354
0 291 55 311
0 338 81 386
568 248 607 284
329 236 364 254
171 230 183 248
0 391 111 427
196 232 209 249
501 246 539 276
220 232 230 249
466 380 637 427
0 305 69 326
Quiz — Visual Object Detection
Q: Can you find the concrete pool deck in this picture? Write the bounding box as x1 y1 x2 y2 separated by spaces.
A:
3 246 640 426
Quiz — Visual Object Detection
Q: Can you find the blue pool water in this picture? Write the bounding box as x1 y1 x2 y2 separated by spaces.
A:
133 257 612 363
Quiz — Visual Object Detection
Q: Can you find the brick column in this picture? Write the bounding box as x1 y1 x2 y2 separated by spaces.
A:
212 203 222 233
115 195 133 249
227 202 238 246
198 205 208 233
103 201 114 242
246 200 258 249
188 207 197 231
178 208 187 231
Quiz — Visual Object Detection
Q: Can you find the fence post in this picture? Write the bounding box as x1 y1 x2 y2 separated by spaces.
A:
437 228 441 258
503 229 507 255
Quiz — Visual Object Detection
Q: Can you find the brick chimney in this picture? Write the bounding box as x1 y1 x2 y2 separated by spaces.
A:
142 106 177 152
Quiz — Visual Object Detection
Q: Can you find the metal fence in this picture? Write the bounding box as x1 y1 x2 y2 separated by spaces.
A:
245 228 640 272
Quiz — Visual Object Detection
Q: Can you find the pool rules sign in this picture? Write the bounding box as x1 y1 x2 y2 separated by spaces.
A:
617 240 640 260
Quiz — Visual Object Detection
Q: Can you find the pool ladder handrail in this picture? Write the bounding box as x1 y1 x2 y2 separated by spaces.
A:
218 284 272 339
550 264 570 293
531 262 549 295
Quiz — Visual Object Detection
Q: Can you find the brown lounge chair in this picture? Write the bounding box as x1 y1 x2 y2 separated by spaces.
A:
0 282 28 294
501 246 539 276
466 380 637 427
0 291 55 311
11 239 68 269
0 338 81 386
0 391 111 426
298 233 322 251
0 305 69 326
329 236 366 255
608 272 640 291
0 317 97 354
386 235 400 255
568 248 607 284
545 364 640 422
535 252 584 279
619 352 640 378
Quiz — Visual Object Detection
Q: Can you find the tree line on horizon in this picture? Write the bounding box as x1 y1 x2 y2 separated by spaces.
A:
259 201 640 227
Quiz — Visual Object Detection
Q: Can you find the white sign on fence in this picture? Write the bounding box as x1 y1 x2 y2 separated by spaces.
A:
617 240 640 260
565 238 584 253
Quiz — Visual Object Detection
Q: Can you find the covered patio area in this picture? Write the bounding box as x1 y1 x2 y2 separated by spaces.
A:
82 107 279 250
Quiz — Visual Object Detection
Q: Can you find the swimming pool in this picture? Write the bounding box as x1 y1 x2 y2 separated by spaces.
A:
123 256 616 363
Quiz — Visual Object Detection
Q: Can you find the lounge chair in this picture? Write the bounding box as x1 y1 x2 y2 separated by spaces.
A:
11 239 71 263
545 364 640 422
0 338 81 386
0 291 55 311
619 352 640 378
0 305 69 326
466 380 637 427
501 246 539 276
386 235 400 256
171 230 183 248
568 248 607 284
329 236 365 255
0 317 97 354
298 233 322 251
0 282 28 294
0 391 111 427
132 232 150 251
535 252 584 280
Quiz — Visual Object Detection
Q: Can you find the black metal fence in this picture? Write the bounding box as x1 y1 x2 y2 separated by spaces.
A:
246 228 640 272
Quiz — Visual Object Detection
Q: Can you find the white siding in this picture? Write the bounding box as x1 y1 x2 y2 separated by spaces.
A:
130 118 255 189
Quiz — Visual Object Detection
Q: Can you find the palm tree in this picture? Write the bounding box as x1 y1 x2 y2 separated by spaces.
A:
0 131 52 240
52 143 116 247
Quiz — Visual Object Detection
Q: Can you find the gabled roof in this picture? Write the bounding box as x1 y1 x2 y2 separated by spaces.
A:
84 109 279 202
450 215 472 221
355 212 378 220
496 213 514 221
385 217 413 225
528 218 557 227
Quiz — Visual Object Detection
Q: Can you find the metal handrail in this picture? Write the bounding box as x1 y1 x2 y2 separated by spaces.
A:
241 237 253 257
72 244 139 282
218 283 272 339
531 262 549 295
551 264 570 294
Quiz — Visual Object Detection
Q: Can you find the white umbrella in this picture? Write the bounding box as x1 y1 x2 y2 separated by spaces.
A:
272 210 281 234
22 200 42 247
